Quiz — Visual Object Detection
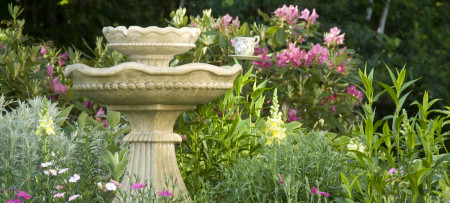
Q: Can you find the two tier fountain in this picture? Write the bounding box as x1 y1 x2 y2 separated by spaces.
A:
64 26 242 201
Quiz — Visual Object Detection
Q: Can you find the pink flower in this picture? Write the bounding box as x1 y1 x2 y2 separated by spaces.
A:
319 191 330 197
232 16 240 27
69 174 80 183
15 191 31 200
346 85 363 105
6 199 22 203
41 162 53 168
40 46 47 55
331 105 336 113
386 178 392 182
253 46 273 69
131 182 147 190
102 120 109 127
83 100 92 108
51 77 67 94
300 8 319 25
274 5 299 25
97 182 103 189
306 43 329 66
68 194 80 201
287 109 301 122
59 52 68 60
230 39 235 47
56 185 65 190
280 179 284 184
388 168 396 175
110 179 122 187
311 186 318 194
275 50 290 67
49 169 57 176
97 108 105 116
280 174 284 178
53 192 65 198
158 190 173 197
324 27 345 46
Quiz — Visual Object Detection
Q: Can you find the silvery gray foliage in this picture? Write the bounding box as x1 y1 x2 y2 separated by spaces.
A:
0 96 75 185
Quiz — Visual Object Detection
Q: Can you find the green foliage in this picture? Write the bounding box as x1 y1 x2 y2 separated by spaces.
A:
198 131 356 202
176 69 269 193
338 66 450 202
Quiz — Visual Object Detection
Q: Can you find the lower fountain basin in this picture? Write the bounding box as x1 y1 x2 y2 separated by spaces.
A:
64 62 242 106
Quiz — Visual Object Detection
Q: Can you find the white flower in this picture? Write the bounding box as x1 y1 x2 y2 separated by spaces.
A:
43 170 49 175
58 168 69 174
68 194 80 201
51 151 56 157
69 174 80 183
347 143 358 151
97 182 103 189
105 182 117 191
49 169 57 176
41 162 53 168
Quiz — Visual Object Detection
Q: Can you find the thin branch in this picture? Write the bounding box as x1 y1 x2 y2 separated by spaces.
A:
377 0 391 35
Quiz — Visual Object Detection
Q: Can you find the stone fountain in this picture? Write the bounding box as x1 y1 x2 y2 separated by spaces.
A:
64 26 242 201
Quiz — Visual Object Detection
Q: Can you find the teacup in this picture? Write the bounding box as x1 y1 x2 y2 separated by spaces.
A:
234 36 260 56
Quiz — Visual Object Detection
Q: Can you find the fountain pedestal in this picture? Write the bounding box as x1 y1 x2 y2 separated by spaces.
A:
109 104 195 198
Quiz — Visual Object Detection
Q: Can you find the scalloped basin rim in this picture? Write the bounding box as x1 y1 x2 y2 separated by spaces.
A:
102 26 200 37
64 62 242 78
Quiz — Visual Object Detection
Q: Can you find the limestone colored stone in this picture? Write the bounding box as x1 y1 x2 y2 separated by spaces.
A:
102 26 201 67
64 26 242 202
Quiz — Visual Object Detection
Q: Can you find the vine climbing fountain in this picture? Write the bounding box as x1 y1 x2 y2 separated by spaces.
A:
64 26 242 201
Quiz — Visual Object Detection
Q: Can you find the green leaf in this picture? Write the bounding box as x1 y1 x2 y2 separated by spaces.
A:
275 29 286 45
257 9 270 21
106 110 121 129
238 22 250 36
77 111 88 129
433 154 450 168
57 105 73 126
377 81 399 106
266 26 278 35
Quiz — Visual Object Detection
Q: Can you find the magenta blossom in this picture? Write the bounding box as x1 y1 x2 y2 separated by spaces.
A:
51 77 67 94
253 46 273 69
306 43 329 67
319 191 330 197
300 8 319 25
311 186 318 194
280 174 285 184
232 16 240 27
274 5 299 25
83 100 92 108
46 65 54 77
230 39 235 47
388 168 396 175
110 179 122 186
40 46 47 55
131 182 147 190
324 27 345 46
97 108 105 116
15 191 31 200
57 52 68 66
275 43 307 67
158 190 173 197
331 105 336 113
346 85 363 105
287 109 301 122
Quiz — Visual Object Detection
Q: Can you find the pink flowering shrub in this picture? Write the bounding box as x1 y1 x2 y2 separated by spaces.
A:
169 5 363 132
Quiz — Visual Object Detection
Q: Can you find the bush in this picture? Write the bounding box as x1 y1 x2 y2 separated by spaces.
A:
199 130 355 202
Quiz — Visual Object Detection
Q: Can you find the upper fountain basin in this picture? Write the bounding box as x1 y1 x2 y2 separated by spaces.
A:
102 26 201 57
64 62 242 106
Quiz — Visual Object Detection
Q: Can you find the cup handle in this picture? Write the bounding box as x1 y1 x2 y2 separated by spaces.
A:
254 36 260 44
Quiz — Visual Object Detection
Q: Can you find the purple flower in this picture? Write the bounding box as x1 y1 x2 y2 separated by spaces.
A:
51 77 67 94
57 52 68 66
388 168 396 175
46 65 54 77
306 43 329 67
131 182 147 190
300 8 319 25
319 191 330 197
83 100 92 108
386 178 392 182
253 46 273 69
15 191 31 200
97 108 105 116
274 5 299 25
287 109 301 122
331 105 336 113
346 85 363 105
40 46 47 55
232 16 240 27
280 179 284 184
158 190 173 197
311 186 318 194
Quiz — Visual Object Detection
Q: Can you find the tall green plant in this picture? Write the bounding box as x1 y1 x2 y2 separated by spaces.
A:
339 66 450 202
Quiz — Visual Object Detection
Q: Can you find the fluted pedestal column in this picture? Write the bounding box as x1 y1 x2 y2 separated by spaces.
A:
108 104 195 202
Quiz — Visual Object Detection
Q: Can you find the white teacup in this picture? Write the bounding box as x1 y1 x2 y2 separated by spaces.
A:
234 36 260 56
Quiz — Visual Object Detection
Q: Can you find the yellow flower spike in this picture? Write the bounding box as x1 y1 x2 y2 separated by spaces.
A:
265 139 272 146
